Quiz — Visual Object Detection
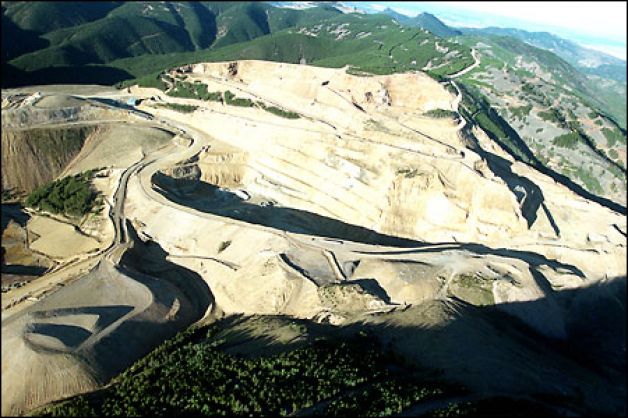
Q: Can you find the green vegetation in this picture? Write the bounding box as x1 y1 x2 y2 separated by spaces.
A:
118 71 167 90
608 149 619 160
521 82 535 95
423 109 457 119
393 11 461 38
451 273 495 306
601 127 626 147
363 119 392 134
513 68 534 79
1 188 20 202
508 104 532 121
256 101 300 119
443 83 458 95
325 380 448 416
5 1 625 133
425 401 474 417
4 3 473 90
551 131 583 149
206 91 223 102
37 322 466 417
167 80 222 102
475 113 507 140
566 119 582 131
574 165 603 194
396 168 419 178
458 77 492 89
163 83 299 117
263 106 300 119
345 67 375 77
457 83 532 164
224 90 255 107
25 171 99 217
157 103 198 113
162 83 299 117
4 2 338 73
607 161 625 179
537 109 565 126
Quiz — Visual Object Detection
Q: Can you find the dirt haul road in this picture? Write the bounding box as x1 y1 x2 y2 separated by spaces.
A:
2 57 625 416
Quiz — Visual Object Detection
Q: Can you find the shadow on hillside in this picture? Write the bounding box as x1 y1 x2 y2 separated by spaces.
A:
151 171 423 248
1 13 50 61
475 147 558 232
462 110 626 215
150 170 587 301
8 219 215 381
0 203 48 279
206 277 626 417
2 62 134 88
1 264 48 276
120 220 214 320
64 221 216 379
1 203 29 235
30 305 135 332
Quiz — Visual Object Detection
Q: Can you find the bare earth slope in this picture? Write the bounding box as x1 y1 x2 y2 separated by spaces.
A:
1 238 212 416
1 60 625 416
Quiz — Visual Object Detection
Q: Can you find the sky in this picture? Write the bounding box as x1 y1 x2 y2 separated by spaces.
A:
346 1 627 60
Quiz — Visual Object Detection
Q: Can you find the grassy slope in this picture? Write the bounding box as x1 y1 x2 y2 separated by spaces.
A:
111 14 472 82
454 34 626 208
2 1 122 33
4 2 339 71
34 315 569 417
4 3 471 86
457 34 626 129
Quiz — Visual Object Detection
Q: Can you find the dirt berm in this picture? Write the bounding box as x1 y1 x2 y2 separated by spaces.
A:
1 229 213 416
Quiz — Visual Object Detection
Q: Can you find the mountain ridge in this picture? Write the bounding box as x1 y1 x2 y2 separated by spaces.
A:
380 7 461 38
459 26 626 82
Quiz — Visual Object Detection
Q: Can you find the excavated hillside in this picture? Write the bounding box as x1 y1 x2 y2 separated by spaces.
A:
1 61 625 416
1 125 96 194
131 61 625 279
1 93 173 194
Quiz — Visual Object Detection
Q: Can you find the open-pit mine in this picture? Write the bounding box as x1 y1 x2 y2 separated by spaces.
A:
2 60 626 416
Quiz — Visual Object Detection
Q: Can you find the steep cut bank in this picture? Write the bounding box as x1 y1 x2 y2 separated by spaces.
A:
1 91 174 195
1 125 96 194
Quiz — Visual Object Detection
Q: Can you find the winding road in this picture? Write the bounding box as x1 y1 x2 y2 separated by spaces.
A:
3 48 490 318
447 48 480 79
5 50 573 328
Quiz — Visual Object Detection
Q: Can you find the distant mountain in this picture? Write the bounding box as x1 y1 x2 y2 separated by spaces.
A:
379 7 413 26
459 27 626 82
2 1 342 75
381 8 460 38
269 2 366 14
3 1 474 88
413 12 461 37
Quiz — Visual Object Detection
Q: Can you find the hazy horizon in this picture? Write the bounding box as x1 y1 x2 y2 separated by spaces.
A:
346 1 627 60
